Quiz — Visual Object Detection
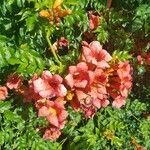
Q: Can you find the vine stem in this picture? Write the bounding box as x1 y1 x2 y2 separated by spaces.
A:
131 113 141 122
107 0 112 9
46 35 62 65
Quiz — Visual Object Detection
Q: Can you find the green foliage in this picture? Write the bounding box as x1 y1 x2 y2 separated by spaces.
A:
89 0 106 12
8 44 46 76
132 4 150 36
65 99 150 150
0 35 15 69
0 35 48 77
94 17 108 44
60 6 89 44
95 26 109 44
112 50 132 61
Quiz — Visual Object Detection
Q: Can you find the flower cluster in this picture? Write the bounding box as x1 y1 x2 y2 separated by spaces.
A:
89 13 99 30
106 61 132 108
65 41 132 117
0 41 132 141
0 73 22 100
65 41 111 118
24 71 68 141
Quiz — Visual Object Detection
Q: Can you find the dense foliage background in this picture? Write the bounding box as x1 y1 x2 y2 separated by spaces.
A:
0 0 150 149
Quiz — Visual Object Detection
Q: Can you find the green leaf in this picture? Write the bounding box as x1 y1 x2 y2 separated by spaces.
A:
0 131 4 146
26 13 38 32
0 101 12 113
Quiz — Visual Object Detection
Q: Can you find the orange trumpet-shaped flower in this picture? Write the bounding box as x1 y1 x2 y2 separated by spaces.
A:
39 0 71 26
43 127 61 141
39 10 51 19
0 86 8 100
6 73 23 90
53 0 64 9
37 98 68 129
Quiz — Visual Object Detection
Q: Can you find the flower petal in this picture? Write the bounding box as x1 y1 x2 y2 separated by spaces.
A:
76 90 87 100
38 106 50 117
65 74 74 88
47 114 59 127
